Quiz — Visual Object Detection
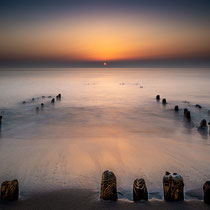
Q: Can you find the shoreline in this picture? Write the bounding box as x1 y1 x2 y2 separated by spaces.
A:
0 189 209 210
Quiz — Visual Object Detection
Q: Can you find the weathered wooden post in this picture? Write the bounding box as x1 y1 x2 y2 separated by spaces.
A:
185 111 191 121
163 172 184 201
203 181 210 204
100 170 118 200
162 98 167 105
56 94 62 101
184 108 188 116
133 178 148 201
1 179 19 201
174 105 179 112
195 104 202 109
199 119 207 128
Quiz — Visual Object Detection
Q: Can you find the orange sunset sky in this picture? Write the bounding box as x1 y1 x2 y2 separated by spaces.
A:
0 0 210 66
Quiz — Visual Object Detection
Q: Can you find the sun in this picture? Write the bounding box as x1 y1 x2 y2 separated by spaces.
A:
104 62 108 66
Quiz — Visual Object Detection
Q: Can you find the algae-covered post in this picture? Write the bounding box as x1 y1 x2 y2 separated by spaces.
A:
100 170 118 200
0 115 2 124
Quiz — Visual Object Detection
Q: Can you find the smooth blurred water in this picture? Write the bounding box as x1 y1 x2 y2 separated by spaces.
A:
0 68 210 199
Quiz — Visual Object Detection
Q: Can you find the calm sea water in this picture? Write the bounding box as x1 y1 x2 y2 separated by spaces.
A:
0 68 210 200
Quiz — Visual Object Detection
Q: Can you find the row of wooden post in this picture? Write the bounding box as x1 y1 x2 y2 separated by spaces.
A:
0 171 210 204
156 95 210 128
100 170 210 204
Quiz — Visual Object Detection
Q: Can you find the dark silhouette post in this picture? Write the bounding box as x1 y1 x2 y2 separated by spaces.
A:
100 170 118 200
1 179 19 201
133 178 148 201
163 172 184 201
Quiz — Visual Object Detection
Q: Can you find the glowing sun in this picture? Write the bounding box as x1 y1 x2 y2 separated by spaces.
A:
104 62 108 66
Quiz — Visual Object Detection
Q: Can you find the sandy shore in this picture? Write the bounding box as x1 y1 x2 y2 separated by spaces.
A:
0 189 209 210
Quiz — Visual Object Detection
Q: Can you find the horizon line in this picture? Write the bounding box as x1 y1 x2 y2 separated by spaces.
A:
0 58 210 68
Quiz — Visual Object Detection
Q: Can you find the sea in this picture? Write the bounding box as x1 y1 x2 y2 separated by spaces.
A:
0 68 210 200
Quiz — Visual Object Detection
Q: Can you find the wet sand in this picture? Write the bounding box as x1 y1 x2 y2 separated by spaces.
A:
0 189 209 210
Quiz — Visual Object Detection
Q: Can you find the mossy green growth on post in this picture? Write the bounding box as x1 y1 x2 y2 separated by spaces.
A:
1 179 19 201
100 170 118 200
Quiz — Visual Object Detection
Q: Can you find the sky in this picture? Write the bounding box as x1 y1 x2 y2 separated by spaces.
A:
0 0 210 67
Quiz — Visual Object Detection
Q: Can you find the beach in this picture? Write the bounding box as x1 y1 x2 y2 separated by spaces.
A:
0 189 209 210
0 68 210 208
